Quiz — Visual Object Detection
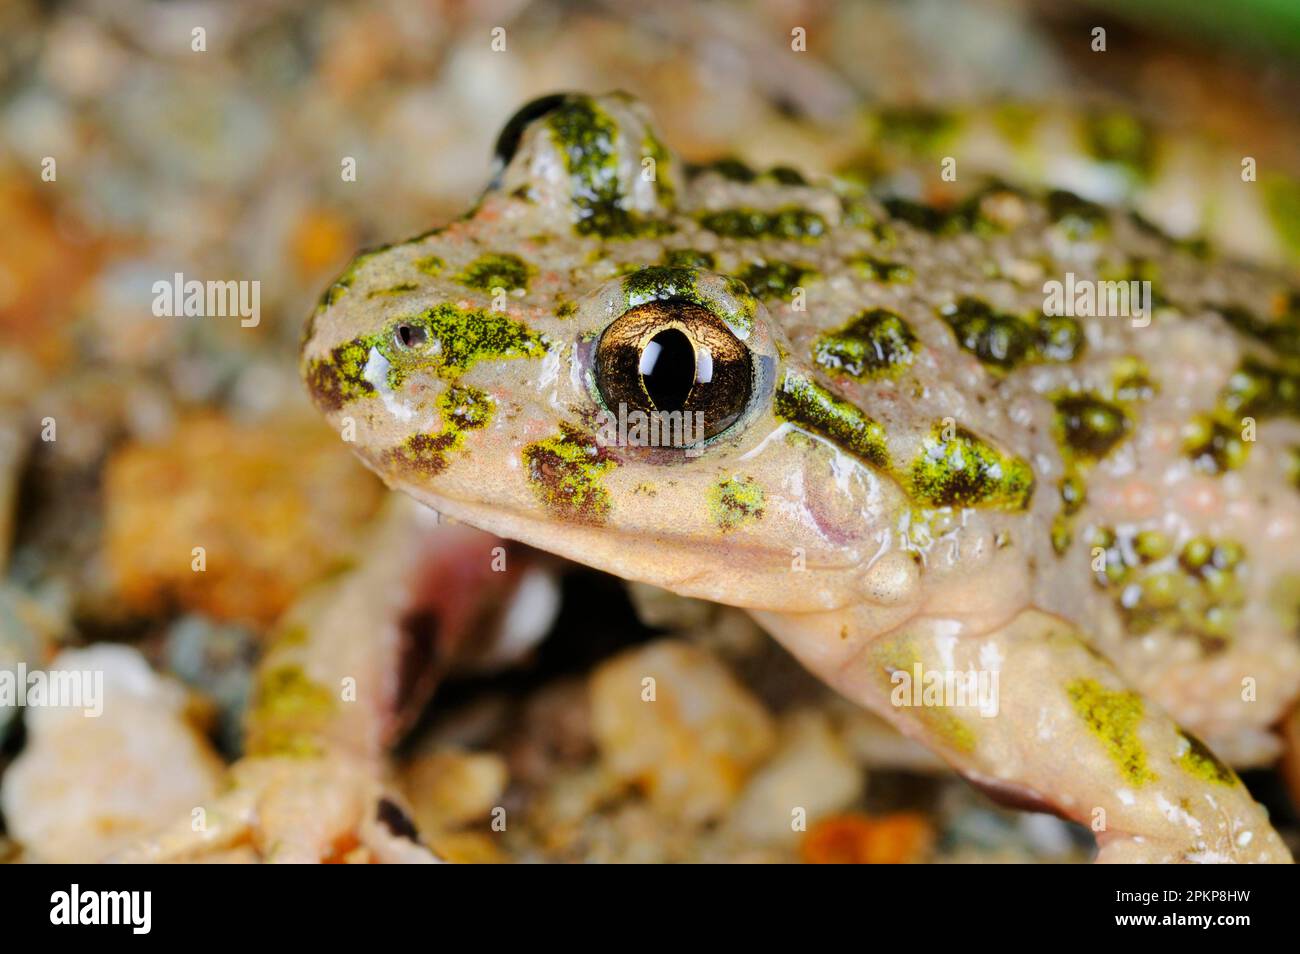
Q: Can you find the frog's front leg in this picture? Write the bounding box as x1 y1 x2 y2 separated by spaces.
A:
118 496 554 863
758 607 1291 863
115 754 435 863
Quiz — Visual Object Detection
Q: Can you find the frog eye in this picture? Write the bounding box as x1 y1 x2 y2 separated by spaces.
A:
492 93 569 173
394 322 428 351
595 300 753 445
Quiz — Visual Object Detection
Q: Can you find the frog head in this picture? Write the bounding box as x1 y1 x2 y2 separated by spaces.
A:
301 93 1035 615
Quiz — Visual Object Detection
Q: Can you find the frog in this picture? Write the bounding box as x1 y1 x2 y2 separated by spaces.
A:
137 91 1300 864
291 92 1300 863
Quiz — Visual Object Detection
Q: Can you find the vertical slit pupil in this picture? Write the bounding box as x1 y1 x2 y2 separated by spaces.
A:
641 329 696 411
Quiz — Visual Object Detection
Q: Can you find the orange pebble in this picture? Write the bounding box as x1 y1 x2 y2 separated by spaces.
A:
104 413 383 627
801 812 934 864
289 209 355 276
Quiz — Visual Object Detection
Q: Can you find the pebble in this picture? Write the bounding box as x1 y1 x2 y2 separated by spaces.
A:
1 644 222 862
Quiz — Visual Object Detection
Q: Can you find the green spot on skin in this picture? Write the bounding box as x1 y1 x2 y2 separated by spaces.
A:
1263 175 1300 259
1060 471 1086 516
696 206 827 241
1185 414 1251 474
305 334 382 411
1053 393 1131 461
1088 527 1244 647
1036 313 1087 362
1089 526 1126 587
736 261 817 301
848 254 913 283
662 248 716 269
909 423 1034 511
1221 357 1300 418
1176 731 1238 786
1215 303 1300 361
555 298 578 319
1046 189 1110 242
623 265 701 307
367 283 419 298
523 424 617 524
254 666 334 719
1099 256 1170 309
873 106 960 155
441 384 494 430
387 386 494 476
1179 536 1217 574
880 184 1023 238
1183 347 1300 473
882 197 958 234
389 433 456 475
1133 530 1172 562
1050 515 1073 554
1113 355 1157 401
992 102 1041 145
939 297 1014 363
455 252 535 292
837 189 882 232
939 297 1083 371
870 643 977 754
723 276 760 307
767 165 808 186
1083 110 1156 180
814 308 917 381
622 266 755 335
690 159 808 186
774 371 889 469
922 709 977 754
1128 211 1210 258
1052 469 1088 554
1066 678 1155 786
316 244 390 310
693 157 755 182
547 97 673 238
384 303 548 385
414 254 444 276
708 476 766 532
247 664 334 758
250 731 325 759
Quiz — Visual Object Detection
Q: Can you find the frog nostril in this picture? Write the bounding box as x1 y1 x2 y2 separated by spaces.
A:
395 323 427 350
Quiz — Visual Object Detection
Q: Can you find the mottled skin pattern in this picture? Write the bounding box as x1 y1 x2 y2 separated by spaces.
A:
300 93 1300 863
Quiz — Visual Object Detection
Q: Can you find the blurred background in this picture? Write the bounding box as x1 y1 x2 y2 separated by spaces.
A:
2 0 1299 863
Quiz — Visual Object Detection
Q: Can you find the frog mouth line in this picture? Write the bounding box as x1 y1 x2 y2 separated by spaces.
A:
390 480 865 612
